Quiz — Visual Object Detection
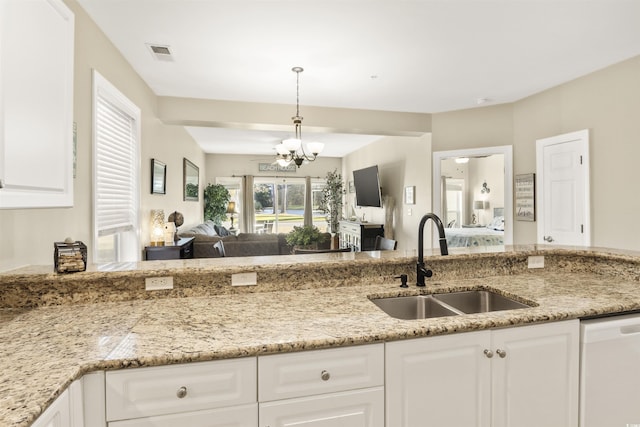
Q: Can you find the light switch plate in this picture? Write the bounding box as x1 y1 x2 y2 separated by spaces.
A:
528 256 545 269
145 276 174 290
232 272 257 286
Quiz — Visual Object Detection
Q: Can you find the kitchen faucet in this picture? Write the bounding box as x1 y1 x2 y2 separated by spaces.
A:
417 213 449 286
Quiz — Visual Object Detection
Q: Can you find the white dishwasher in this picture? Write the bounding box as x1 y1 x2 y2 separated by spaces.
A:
580 313 640 427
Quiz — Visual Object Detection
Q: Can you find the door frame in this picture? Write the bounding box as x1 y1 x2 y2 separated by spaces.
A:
535 129 590 246
433 145 513 245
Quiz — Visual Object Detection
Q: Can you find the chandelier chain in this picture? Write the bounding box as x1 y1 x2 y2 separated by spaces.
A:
296 69 300 119
274 66 324 168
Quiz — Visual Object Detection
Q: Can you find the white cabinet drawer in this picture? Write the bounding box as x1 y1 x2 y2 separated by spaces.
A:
258 344 384 402
106 358 256 421
259 387 384 427
340 223 360 234
108 403 257 427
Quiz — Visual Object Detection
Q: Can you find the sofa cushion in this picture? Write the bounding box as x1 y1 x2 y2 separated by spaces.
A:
223 240 280 257
236 233 279 242
182 221 217 237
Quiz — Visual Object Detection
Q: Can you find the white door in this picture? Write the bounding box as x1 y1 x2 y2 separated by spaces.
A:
491 320 579 427
31 389 70 427
386 331 491 427
536 130 590 246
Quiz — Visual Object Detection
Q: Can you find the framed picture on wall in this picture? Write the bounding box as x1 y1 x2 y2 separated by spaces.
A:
151 159 166 194
183 158 199 201
515 173 535 221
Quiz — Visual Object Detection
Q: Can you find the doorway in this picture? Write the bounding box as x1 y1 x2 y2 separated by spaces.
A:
535 129 590 246
433 145 513 246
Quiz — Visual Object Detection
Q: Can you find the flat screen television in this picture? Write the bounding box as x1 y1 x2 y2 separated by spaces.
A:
353 165 382 207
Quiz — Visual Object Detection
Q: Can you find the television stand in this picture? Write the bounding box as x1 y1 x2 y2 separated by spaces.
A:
339 220 384 251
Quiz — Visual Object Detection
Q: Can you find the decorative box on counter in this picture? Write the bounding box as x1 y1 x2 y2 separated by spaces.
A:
54 240 87 273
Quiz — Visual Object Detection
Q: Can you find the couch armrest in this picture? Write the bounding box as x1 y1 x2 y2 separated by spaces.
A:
193 242 220 258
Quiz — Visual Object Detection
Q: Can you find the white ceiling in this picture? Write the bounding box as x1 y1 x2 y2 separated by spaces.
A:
77 0 640 156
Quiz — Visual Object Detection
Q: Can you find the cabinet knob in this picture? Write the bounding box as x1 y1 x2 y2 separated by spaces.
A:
543 235 554 242
484 349 494 358
0 179 3 189
176 386 188 398
496 349 507 358
321 370 331 381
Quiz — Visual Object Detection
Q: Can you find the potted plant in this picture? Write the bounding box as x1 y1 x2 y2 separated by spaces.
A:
286 225 327 251
203 183 231 225
319 169 344 247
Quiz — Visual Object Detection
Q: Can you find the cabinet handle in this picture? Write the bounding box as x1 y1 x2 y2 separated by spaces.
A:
321 370 331 381
176 386 188 398
496 349 507 358
484 349 494 358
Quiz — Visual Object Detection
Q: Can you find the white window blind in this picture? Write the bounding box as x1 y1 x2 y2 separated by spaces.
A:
93 71 140 237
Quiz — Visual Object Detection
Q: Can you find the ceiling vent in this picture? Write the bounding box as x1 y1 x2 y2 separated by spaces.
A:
146 44 174 61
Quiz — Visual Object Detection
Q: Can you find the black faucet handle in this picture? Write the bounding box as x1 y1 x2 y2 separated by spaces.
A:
395 274 409 288
416 263 433 287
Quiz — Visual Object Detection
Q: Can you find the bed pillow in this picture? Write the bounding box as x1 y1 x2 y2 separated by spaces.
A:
488 216 504 231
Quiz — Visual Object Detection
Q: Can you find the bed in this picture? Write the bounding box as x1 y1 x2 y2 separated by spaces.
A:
445 214 505 248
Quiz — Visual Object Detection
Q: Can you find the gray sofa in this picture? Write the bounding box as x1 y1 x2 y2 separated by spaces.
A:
178 221 329 258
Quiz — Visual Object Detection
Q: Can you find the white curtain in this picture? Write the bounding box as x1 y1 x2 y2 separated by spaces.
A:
304 176 313 227
242 175 255 233
383 195 395 239
441 176 448 225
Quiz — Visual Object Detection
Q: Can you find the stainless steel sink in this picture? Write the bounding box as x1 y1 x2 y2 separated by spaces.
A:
371 289 533 320
371 295 460 320
432 290 531 314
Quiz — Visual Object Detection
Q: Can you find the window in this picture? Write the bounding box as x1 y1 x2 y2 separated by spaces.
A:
252 177 329 234
311 179 328 232
92 71 141 263
216 177 243 230
445 179 464 228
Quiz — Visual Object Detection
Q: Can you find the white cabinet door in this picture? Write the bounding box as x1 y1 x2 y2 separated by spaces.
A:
31 389 71 427
259 387 383 427
386 330 492 427
0 0 74 208
385 321 579 427
491 320 579 427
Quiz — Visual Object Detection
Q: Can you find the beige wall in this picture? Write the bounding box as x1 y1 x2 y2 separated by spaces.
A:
514 55 640 249
0 0 204 271
432 103 514 152
204 154 343 232
204 154 342 186
469 155 504 225
3 0 638 271
434 55 640 250
342 134 431 252
159 97 431 137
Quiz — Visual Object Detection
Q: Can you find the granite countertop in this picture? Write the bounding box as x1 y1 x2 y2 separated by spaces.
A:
3 260 640 426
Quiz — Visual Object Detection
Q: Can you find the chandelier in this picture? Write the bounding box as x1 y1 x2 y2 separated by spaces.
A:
275 67 324 168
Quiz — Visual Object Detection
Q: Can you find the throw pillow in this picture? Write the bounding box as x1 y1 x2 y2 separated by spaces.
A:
214 224 230 237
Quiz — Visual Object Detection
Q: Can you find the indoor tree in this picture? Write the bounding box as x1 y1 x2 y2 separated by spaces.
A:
203 183 231 225
319 169 344 234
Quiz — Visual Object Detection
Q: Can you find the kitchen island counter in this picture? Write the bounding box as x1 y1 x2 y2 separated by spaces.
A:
2 246 640 426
